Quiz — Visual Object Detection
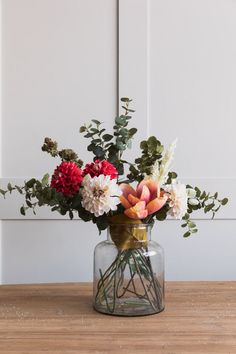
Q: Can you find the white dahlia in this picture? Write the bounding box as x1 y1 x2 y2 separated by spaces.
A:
80 174 121 217
164 182 188 219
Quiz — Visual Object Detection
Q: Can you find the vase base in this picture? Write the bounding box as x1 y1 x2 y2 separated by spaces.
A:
93 297 164 317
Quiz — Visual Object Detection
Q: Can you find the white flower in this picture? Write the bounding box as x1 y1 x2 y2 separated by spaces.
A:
80 174 121 217
148 138 178 186
164 182 188 219
188 198 199 206
187 188 196 199
187 188 199 206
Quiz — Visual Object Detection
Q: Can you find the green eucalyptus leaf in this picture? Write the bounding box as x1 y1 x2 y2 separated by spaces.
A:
20 206 26 216
84 133 94 138
155 205 168 221
41 173 49 187
105 142 113 148
191 229 198 233
140 141 148 150
119 128 128 137
121 97 132 103
135 158 142 164
91 119 101 125
129 128 137 136
90 128 99 133
92 139 102 144
200 191 206 199
129 165 138 174
221 198 228 206
78 208 93 221
15 185 23 194
26 200 32 208
194 187 201 198
79 126 86 133
98 128 106 135
188 221 196 228
204 203 215 213
116 141 126 150
88 143 95 151
117 163 124 175
94 146 105 157
170 172 178 179
147 136 158 149
213 205 221 213
115 116 125 125
51 206 59 212
182 213 190 220
96 216 109 231
7 183 13 192
103 134 113 142
25 179 36 188
60 208 67 216
0 189 7 197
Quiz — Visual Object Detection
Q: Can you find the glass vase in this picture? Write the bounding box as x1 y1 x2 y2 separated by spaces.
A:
93 223 164 316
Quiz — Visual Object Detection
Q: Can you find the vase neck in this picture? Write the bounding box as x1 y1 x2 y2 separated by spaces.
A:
107 223 152 250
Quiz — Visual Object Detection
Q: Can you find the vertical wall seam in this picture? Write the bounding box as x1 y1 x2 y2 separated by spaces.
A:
116 0 119 116
146 0 150 138
0 0 3 284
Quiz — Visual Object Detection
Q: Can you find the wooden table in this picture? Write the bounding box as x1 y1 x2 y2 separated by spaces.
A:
0 282 235 353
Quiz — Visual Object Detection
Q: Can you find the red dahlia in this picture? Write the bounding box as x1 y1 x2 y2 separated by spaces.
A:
83 159 118 179
51 161 83 197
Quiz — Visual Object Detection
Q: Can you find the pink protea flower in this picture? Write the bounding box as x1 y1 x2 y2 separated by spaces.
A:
120 179 167 220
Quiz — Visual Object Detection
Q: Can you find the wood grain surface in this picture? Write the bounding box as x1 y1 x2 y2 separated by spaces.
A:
0 282 235 354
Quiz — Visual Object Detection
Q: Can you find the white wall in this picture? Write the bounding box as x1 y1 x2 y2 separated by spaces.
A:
0 0 236 283
0 0 117 283
149 0 236 280
0 0 2 284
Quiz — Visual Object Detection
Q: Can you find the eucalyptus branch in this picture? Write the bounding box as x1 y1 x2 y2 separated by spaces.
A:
186 185 228 218
127 136 164 182
80 97 137 176
181 186 228 237
181 213 198 237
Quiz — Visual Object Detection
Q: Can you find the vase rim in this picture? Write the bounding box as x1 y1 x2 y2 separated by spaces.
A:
108 222 153 227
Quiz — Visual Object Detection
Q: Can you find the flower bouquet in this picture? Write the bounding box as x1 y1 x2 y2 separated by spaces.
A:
1 98 228 316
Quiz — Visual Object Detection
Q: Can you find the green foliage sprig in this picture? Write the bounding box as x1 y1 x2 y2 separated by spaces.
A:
181 185 228 237
128 136 164 182
79 98 137 175
0 174 53 215
0 175 108 229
